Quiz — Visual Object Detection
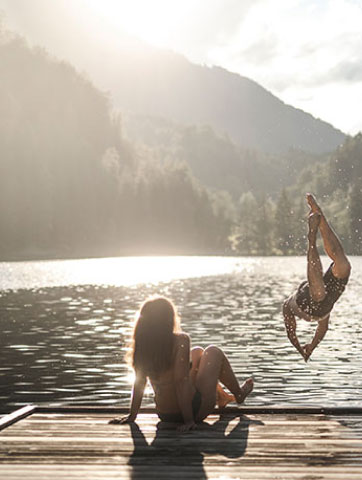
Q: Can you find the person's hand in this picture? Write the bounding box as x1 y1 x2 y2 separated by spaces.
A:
298 346 308 362
177 421 197 433
303 343 313 362
108 414 136 425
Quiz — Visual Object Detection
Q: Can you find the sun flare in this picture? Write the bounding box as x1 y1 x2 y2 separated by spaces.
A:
87 0 192 48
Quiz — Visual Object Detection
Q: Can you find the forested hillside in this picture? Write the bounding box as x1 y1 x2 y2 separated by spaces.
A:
0 28 233 259
124 113 325 199
233 134 362 256
124 113 362 256
0 23 361 260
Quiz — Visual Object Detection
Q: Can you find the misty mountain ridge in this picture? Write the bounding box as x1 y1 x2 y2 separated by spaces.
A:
0 10 345 155
107 44 345 154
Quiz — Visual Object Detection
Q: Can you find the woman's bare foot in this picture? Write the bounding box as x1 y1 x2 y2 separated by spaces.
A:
217 386 235 409
235 377 254 404
306 193 322 214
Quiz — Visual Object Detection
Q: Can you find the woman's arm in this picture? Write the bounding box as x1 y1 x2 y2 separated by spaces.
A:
283 301 307 360
128 370 147 420
173 333 196 432
304 316 329 361
109 370 147 424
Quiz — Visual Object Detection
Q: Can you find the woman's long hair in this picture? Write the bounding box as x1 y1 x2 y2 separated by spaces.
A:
129 296 180 378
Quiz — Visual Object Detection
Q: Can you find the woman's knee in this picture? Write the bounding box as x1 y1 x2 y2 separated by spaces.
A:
192 346 204 356
334 257 351 279
203 345 223 358
191 346 204 364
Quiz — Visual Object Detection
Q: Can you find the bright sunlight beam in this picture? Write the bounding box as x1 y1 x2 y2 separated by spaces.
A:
86 0 194 48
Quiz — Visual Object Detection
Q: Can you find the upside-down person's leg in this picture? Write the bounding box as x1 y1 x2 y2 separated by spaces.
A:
307 212 326 302
307 193 351 279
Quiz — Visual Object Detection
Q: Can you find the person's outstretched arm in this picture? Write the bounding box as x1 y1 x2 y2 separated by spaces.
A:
303 316 329 361
109 370 147 424
283 301 307 360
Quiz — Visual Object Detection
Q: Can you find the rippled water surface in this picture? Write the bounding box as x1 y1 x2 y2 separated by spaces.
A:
1 255 361 411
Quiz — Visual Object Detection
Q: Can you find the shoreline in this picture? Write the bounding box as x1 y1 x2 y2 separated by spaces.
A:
1 252 306 264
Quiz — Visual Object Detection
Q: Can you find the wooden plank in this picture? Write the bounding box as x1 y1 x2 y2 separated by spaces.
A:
33 405 362 415
1 464 362 479
2 412 362 479
0 405 36 431
3 405 362 415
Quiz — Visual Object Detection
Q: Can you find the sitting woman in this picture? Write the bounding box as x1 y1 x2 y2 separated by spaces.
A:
110 296 254 432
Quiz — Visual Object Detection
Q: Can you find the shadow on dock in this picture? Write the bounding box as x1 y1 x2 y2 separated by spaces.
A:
128 413 264 479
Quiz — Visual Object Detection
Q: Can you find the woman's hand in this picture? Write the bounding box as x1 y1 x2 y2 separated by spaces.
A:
303 343 313 362
177 421 197 433
108 414 136 425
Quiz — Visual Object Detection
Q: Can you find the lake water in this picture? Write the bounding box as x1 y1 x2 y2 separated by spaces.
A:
1 255 361 412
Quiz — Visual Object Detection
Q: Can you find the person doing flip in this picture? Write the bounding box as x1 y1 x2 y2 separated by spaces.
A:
283 194 351 361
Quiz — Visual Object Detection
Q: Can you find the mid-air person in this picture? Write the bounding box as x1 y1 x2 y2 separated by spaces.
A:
110 296 253 432
283 194 351 361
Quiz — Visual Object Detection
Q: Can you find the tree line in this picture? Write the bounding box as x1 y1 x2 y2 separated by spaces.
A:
124 114 362 256
232 134 362 255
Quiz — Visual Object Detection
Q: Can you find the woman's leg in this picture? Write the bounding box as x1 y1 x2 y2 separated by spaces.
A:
194 345 253 421
190 346 204 385
307 212 326 302
191 346 235 408
307 193 351 279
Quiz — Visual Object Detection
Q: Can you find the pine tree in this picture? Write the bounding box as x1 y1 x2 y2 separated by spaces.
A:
274 189 294 254
233 192 258 254
293 196 307 254
254 194 273 255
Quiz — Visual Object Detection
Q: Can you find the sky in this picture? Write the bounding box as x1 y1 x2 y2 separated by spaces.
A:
1 0 362 134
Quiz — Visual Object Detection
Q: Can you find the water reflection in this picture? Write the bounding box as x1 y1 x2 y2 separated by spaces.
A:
1 256 361 410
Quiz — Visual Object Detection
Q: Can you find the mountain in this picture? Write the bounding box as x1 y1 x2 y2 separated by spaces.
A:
0 6 345 155
107 46 345 154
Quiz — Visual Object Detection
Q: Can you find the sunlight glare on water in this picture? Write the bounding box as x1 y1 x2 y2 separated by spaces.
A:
0 256 259 290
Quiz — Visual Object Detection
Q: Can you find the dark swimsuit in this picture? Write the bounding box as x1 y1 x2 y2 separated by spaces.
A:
157 389 202 423
296 263 349 318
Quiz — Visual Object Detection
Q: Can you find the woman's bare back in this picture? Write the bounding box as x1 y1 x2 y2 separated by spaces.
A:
149 333 194 414
150 369 180 414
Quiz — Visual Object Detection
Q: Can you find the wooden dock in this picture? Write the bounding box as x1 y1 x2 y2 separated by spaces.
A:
1 406 362 479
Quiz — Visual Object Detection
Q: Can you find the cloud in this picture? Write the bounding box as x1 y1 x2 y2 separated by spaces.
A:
328 60 362 83
209 0 362 81
233 34 280 65
152 0 262 62
202 0 362 132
